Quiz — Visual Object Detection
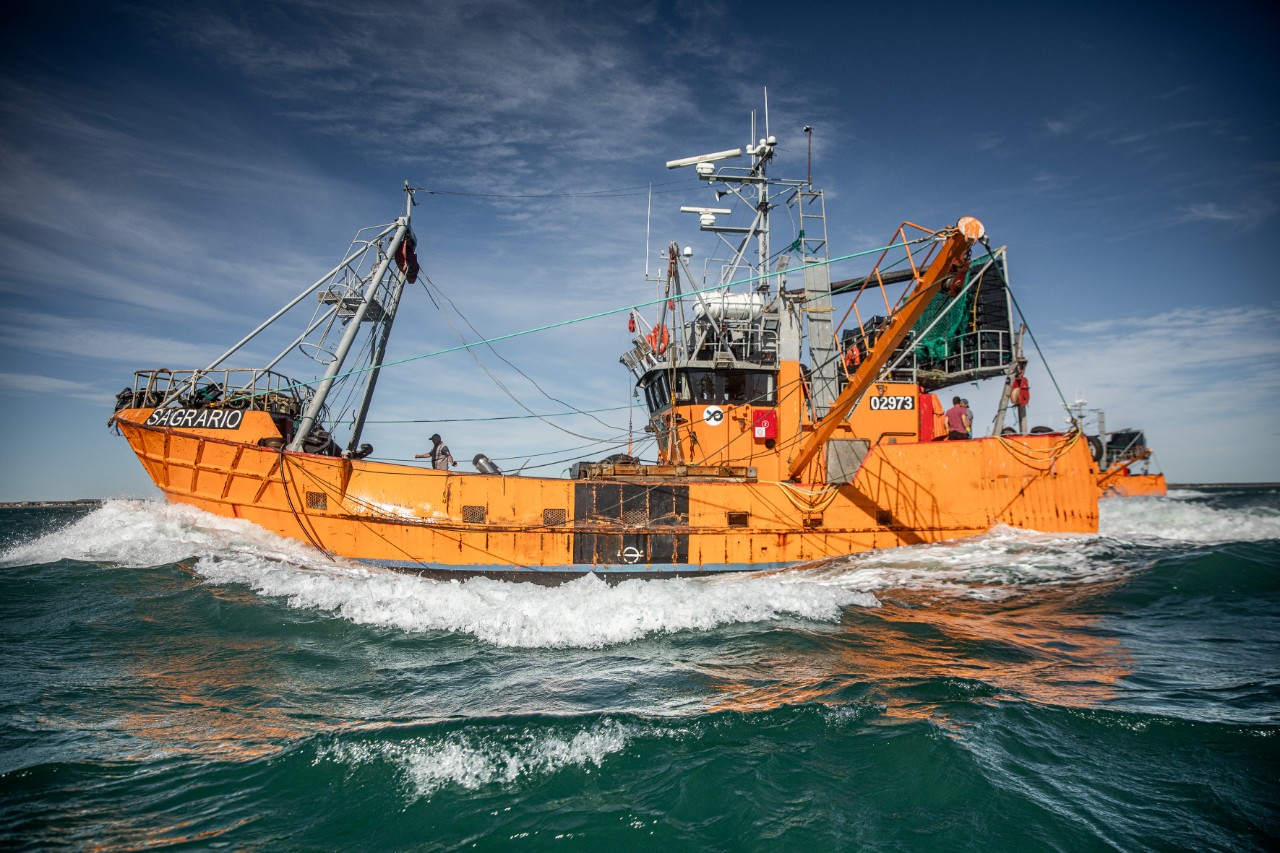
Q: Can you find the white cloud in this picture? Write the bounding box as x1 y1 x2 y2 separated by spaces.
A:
144 1 768 193
1043 118 1072 136
0 0 1275 498
4 311 224 366
0 81 367 323
0 372 108 403
1110 132 1148 145
974 132 1003 152
1156 85 1195 101
1175 200 1276 228
1034 304 1280 482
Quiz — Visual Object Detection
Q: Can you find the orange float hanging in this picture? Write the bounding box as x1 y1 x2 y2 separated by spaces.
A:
647 324 669 355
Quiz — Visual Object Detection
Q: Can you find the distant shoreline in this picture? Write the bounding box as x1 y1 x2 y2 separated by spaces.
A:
2 483 1277 508
1167 483 1279 489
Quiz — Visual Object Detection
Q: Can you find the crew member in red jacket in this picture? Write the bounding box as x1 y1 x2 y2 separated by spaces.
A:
946 397 971 440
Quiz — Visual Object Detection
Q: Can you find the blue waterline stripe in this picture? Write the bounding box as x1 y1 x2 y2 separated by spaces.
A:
356 559 795 574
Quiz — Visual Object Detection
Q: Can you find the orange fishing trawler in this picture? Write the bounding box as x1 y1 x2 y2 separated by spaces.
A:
1101 472 1168 498
1101 469 1168 498
1060 399 1168 497
111 112 1099 579
1088 419 1167 497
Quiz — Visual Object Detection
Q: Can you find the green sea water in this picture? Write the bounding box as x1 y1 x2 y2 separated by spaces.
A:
1 488 1277 851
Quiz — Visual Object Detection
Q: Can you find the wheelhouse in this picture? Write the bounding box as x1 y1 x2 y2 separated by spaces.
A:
637 367 778 415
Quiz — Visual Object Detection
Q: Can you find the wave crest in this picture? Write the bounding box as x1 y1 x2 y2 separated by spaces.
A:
317 719 638 800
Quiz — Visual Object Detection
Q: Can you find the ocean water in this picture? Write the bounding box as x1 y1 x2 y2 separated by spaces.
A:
1 488 1277 851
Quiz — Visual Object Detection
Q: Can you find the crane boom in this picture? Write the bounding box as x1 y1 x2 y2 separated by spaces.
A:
787 217 985 481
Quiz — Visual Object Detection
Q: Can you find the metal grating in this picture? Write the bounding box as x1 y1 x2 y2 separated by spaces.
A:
305 491 327 510
572 482 690 566
876 509 893 526
462 505 486 524
543 508 567 527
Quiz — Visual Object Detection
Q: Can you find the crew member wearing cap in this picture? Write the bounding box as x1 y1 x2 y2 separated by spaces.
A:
415 433 456 469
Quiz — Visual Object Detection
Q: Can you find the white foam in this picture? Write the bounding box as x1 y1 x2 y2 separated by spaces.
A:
791 492 1279 599
318 719 640 800
14 495 1273 648
0 499 324 569
1100 495 1280 543
192 552 874 648
1 499 874 648
791 526 1111 599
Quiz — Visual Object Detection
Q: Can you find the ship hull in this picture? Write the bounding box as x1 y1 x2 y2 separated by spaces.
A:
1101 473 1168 498
116 410 1098 578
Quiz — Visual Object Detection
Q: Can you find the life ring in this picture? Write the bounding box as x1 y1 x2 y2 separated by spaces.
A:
1011 375 1030 407
647 324 669 355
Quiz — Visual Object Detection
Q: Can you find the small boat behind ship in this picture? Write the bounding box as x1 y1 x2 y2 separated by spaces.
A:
1090 420 1167 498
1062 399 1167 497
111 111 1099 579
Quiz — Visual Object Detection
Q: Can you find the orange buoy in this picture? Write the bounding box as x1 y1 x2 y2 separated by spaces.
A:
647 324 669 355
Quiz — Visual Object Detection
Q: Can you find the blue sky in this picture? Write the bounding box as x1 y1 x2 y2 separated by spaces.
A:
1 0 1276 500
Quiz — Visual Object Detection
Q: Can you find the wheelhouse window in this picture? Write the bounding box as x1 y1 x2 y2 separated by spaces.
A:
640 369 776 413
685 369 776 405
639 371 675 414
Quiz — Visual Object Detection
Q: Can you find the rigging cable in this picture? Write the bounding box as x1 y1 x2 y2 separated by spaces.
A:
1002 267 1077 425
275 447 336 562
418 177 698 200
269 238 923 397
420 276 623 435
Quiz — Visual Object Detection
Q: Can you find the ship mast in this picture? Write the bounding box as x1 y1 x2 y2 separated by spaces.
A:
288 187 415 452
345 271 405 453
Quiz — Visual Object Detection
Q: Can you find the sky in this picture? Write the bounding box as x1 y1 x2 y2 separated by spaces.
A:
0 0 1276 501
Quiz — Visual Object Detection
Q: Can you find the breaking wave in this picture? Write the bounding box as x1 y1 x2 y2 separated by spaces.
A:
317 718 648 801
0 500 872 649
1099 492 1280 544
4 491 1273 646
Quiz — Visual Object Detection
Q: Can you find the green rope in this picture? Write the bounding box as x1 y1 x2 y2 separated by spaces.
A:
365 405 631 424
